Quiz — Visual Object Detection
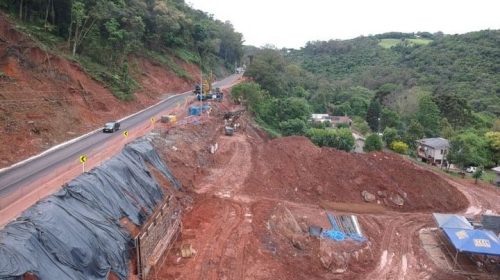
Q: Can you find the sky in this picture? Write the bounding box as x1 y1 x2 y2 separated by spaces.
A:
187 0 500 49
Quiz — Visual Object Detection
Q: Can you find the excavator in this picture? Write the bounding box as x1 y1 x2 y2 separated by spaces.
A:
195 73 223 101
223 109 245 136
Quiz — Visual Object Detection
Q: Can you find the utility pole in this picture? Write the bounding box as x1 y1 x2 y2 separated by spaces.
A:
200 53 203 116
377 117 381 135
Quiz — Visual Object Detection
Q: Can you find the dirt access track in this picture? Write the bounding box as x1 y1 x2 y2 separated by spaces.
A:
147 94 499 280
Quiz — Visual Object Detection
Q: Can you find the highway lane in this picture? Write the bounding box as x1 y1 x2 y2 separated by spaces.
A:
0 74 241 200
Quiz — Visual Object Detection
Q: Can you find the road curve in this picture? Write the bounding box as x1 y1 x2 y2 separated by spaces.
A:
0 74 241 202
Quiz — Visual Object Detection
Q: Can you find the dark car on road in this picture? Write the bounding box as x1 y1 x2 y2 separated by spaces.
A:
103 121 120 133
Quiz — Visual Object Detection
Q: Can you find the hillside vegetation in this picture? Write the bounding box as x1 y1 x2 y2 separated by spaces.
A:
239 31 500 170
0 0 243 99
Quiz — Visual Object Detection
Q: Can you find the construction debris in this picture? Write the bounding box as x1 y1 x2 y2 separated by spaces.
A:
222 109 245 136
161 115 177 124
180 244 195 258
320 213 365 242
362 190 376 202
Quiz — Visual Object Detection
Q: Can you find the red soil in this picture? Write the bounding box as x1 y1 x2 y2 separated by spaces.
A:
244 136 468 212
0 13 197 168
147 92 496 280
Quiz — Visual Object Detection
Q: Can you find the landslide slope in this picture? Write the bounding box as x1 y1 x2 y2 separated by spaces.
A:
0 14 197 167
244 136 468 212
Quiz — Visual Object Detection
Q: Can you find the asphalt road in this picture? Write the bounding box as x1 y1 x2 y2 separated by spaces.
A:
0 74 241 198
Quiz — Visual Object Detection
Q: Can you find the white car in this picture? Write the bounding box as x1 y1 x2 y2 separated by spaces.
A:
465 166 477 173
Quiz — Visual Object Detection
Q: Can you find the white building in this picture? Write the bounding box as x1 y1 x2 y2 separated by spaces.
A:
492 166 500 187
311 114 330 123
416 137 449 165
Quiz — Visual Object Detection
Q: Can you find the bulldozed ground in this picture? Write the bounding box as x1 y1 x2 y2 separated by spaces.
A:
148 95 499 280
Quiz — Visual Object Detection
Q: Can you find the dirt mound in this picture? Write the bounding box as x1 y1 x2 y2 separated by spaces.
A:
0 13 196 168
244 136 468 212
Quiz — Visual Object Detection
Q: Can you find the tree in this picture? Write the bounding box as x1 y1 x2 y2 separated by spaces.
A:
279 119 307 136
69 1 99 56
352 116 370 135
364 134 383 152
416 95 441 137
366 98 382 132
433 93 472 128
231 81 265 111
485 131 500 165
381 108 401 130
493 119 500 132
448 131 491 168
270 97 311 124
405 120 424 148
383 127 399 146
244 48 287 97
332 102 351 116
440 118 455 139
472 168 483 184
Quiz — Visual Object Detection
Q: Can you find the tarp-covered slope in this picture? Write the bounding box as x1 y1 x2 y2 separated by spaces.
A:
0 139 180 280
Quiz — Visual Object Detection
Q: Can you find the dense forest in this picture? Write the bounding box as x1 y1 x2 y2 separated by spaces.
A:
0 0 243 99
237 31 500 171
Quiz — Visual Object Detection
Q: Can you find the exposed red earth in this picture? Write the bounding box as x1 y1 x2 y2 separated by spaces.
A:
146 95 499 280
0 13 198 168
1 12 498 280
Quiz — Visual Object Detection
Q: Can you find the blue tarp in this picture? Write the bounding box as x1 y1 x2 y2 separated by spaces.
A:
321 212 365 242
442 227 500 256
188 105 211 116
433 213 473 229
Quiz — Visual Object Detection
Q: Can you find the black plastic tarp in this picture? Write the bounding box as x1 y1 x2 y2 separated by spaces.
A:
0 139 180 279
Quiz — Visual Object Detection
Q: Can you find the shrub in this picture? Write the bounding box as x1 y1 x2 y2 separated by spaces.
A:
306 128 355 152
364 134 383 152
382 127 399 146
352 116 370 135
390 141 409 154
279 118 308 136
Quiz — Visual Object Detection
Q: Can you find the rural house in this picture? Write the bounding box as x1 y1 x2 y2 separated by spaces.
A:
492 166 500 187
330 116 352 127
310 114 352 127
416 137 449 166
311 114 330 123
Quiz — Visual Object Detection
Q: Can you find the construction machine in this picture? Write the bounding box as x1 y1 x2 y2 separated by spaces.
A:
223 109 244 136
195 73 223 101
196 73 214 101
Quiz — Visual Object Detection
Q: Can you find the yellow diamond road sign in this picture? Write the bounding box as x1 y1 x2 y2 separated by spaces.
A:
150 117 155 124
123 130 129 137
79 155 88 163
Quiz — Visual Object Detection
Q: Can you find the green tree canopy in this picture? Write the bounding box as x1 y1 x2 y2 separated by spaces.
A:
244 48 287 97
416 95 441 137
279 119 308 136
485 131 500 165
364 134 383 152
448 131 491 168
382 127 399 146
366 98 382 132
405 120 425 147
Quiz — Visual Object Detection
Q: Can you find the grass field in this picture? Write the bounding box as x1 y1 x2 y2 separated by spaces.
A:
379 38 433 48
482 170 496 184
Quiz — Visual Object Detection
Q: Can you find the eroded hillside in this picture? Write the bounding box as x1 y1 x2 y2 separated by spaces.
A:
0 14 198 167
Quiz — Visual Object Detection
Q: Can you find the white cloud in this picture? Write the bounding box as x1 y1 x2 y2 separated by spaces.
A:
187 0 500 49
